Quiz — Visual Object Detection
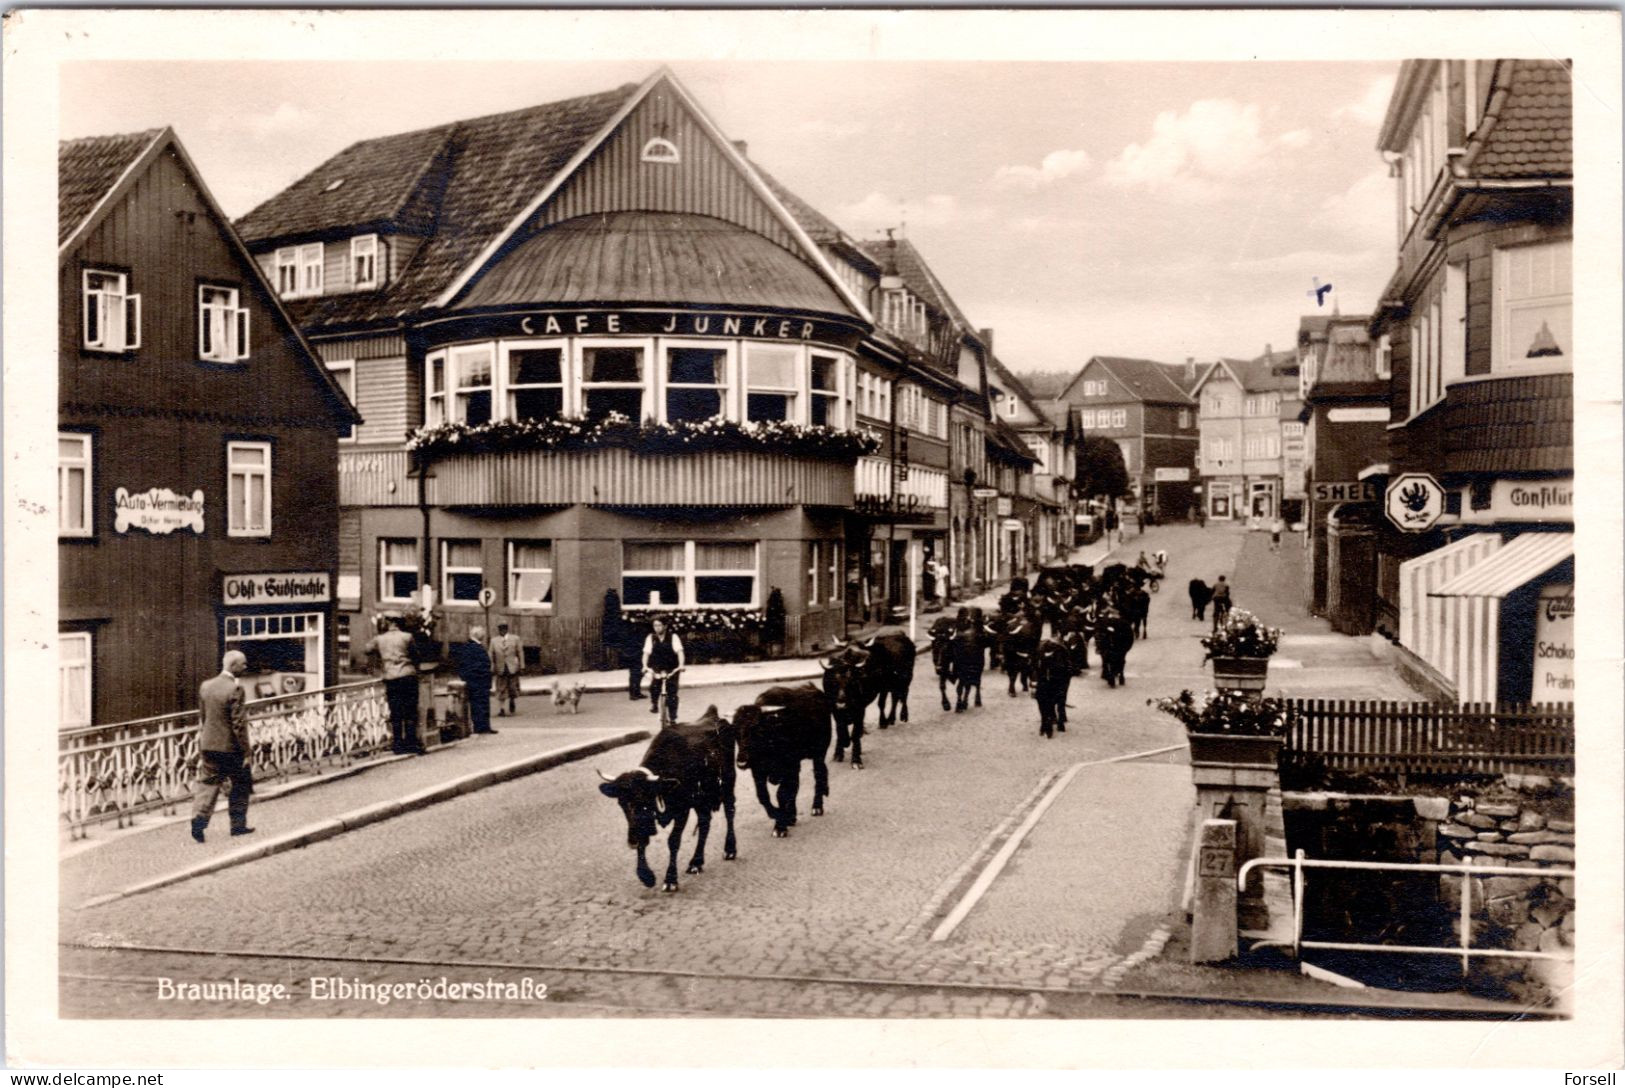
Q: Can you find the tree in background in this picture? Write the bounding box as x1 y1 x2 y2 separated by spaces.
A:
1075 436 1130 501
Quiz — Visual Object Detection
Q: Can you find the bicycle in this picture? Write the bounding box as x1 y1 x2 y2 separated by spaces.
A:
646 668 682 726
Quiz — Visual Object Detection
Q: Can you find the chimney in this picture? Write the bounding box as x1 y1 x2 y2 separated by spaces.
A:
1185 357 1196 382
732 139 748 158
980 328 995 355
880 227 904 290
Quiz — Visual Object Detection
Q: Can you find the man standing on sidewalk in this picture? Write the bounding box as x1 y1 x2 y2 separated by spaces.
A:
451 625 496 735
190 650 254 843
368 615 423 755
491 623 524 717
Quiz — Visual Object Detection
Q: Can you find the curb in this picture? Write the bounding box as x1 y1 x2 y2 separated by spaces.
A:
76 729 653 910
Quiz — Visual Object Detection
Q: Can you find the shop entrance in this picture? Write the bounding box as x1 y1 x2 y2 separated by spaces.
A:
225 610 324 699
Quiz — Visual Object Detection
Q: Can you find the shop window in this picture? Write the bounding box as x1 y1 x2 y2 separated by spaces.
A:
506 345 565 421
226 441 271 537
666 345 729 422
274 248 299 297
328 361 356 441
508 540 553 608
1494 240 1571 374
581 345 646 422
441 539 484 604
695 542 757 605
622 541 685 608
745 346 798 423
299 243 324 296
379 538 419 603
225 611 322 698
60 631 92 729
622 540 758 609
351 234 379 289
199 285 249 362
59 432 92 537
810 354 842 427
83 270 140 352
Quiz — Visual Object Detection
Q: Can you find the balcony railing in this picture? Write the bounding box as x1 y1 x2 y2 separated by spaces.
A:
59 680 389 838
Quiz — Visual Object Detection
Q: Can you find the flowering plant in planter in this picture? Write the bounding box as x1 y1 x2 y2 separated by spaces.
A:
406 414 880 462
1148 689 1295 738
623 609 766 635
1200 609 1282 663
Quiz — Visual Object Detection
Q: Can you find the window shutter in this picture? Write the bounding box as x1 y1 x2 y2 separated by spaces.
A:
235 308 251 360
200 299 212 358
124 294 141 350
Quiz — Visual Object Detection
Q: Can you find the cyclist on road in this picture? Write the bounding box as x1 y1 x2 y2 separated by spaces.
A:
642 616 686 721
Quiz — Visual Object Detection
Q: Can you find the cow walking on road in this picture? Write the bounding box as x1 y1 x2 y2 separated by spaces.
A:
732 684 832 837
1189 579 1213 621
928 615 960 712
1095 607 1134 689
951 608 991 712
597 707 737 892
1033 638 1073 739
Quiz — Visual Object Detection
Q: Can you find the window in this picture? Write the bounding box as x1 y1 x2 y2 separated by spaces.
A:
427 345 494 426
508 540 553 608
351 235 379 289
857 371 872 418
427 352 446 425
227 441 271 536
1282 422 1305 439
1083 380 1108 397
745 345 798 422
806 541 820 606
299 243 324 296
1004 394 1018 418
666 345 729 422
60 631 92 729
274 248 299 297
1077 410 1095 429
1443 263 1467 386
441 539 484 604
505 344 565 421
809 353 843 427
622 540 758 608
1375 334 1392 379
83 270 139 352
328 361 356 441
826 541 842 604
199 285 249 362
641 137 680 164
59 432 92 537
1178 409 1191 428
877 374 892 422
1112 409 1127 428
379 538 419 603
1494 240 1571 374
580 344 645 422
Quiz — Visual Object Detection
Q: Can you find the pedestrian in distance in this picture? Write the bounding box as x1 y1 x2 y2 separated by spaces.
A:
451 625 496 735
1270 516 1285 552
368 614 424 755
491 622 523 717
190 650 255 843
1211 576 1233 632
642 615 686 720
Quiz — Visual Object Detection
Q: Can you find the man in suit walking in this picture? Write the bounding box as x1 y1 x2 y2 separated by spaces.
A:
190 650 254 843
491 623 523 717
451 625 496 735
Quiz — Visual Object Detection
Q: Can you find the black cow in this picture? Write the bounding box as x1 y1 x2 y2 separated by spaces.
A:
732 683 832 837
1096 611 1133 688
1124 585 1151 640
597 707 737 892
928 615 959 712
1033 638 1073 739
951 611 991 712
1189 579 1213 621
845 630 916 728
1002 612 1040 697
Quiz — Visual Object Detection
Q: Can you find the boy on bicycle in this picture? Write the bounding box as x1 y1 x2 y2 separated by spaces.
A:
642 616 685 720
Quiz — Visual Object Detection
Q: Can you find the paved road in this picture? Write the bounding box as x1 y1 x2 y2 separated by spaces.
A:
60 523 1405 1019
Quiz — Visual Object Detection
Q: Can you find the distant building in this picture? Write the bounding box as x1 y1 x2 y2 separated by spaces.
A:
1054 356 1199 522
1190 355 1296 523
59 128 358 726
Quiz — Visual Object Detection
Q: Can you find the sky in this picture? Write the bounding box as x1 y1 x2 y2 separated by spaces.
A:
60 55 1401 375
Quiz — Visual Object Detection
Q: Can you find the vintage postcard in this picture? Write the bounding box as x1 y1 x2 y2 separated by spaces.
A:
6 6 1621 1074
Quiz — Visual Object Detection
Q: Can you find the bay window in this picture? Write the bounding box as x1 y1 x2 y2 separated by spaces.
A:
83 270 139 352
580 344 646 421
441 539 484 604
425 346 494 426
59 432 92 537
744 345 799 422
505 343 565 421
508 540 553 608
809 353 843 427
379 538 419 603
199 285 249 362
665 344 730 422
1494 240 1571 374
622 540 758 608
226 440 271 537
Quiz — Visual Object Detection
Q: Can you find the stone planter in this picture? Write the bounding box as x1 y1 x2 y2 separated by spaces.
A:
1210 655 1270 694
1187 731 1284 768
1187 732 1285 884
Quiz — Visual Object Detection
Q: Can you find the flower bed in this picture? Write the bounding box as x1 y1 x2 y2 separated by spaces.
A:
407 413 879 462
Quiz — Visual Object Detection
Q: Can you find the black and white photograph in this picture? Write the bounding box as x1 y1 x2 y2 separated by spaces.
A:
6 6 1621 1073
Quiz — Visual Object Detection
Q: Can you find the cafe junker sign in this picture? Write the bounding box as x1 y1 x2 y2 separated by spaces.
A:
114 487 204 535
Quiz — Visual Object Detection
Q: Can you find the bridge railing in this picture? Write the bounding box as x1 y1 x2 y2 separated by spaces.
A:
59 679 389 838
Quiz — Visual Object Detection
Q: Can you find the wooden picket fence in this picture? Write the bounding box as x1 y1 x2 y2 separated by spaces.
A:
1281 699 1575 777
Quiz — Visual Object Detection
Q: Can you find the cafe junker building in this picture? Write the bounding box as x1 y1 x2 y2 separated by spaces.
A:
59 128 359 726
236 69 937 670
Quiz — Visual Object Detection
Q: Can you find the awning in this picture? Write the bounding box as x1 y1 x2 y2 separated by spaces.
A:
1431 533 1574 599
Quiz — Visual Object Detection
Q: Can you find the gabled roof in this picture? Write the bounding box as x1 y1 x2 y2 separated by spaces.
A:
58 128 164 248
987 418 1038 464
859 235 978 333
1060 356 1195 404
1193 355 1298 396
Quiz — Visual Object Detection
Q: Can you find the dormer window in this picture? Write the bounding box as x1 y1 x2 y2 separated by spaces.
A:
274 248 299 297
298 243 323 296
351 234 379 289
641 138 680 164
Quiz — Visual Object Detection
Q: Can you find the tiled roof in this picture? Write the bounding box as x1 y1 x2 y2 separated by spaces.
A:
236 84 640 330
1011 371 1074 400
1090 356 1196 403
1477 60 1572 179
59 129 163 244
860 236 978 333
1220 356 1298 393
753 164 850 247
988 418 1038 463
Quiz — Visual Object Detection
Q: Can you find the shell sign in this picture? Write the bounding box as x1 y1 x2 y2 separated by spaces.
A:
114 487 205 535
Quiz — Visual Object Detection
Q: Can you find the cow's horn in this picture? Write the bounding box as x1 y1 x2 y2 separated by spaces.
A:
633 766 660 781
757 705 785 713
818 657 834 671
863 636 877 647
595 768 616 783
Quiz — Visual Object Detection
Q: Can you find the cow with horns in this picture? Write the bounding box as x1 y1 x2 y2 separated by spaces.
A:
820 629 916 767
731 683 832 837
597 706 737 892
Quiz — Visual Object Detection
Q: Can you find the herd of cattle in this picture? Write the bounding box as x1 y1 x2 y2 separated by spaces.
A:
598 560 1166 892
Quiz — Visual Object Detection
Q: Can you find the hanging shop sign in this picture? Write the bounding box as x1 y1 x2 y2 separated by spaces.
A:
1384 472 1444 533
1312 481 1379 504
1153 467 1190 482
1327 406 1392 424
972 487 1000 500
1532 583 1575 703
223 572 332 606
114 487 204 535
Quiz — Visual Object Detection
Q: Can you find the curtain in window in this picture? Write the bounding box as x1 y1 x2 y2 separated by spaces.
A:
625 542 684 571
60 636 90 726
696 542 754 570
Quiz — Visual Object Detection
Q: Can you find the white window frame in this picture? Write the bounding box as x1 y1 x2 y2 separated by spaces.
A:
274 248 299 298
298 242 324 297
1443 262 1467 388
199 285 249 363
742 343 802 425
1078 410 1095 429
378 538 420 605
660 339 735 423
1492 240 1572 377
806 540 821 608
440 539 485 606
1178 409 1191 428
499 339 568 423
808 352 847 429
621 540 760 610
227 440 272 538
60 631 93 729
447 343 496 426
328 360 357 442
577 338 649 422
59 432 93 537
224 611 324 698
827 540 842 604
351 235 379 289
507 540 554 610
82 269 140 352
1375 334 1393 380
425 350 447 426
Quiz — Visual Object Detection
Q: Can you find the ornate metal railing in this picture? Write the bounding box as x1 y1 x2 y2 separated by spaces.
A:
59 680 389 838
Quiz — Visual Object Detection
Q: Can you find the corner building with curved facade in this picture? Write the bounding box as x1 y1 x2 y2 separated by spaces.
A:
239 70 887 669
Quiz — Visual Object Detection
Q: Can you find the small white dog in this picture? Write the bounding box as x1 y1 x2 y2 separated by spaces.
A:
550 680 586 714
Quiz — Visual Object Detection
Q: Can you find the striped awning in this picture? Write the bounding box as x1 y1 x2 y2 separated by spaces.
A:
1430 533 1574 599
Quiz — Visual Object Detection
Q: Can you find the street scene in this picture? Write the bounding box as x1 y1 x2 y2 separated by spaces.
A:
34 13 1601 1052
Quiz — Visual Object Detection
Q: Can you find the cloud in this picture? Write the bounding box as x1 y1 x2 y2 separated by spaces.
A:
1313 167 1395 246
1221 248 1387 276
796 118 867 140
1103 99 1272 196
1336 74 1398 127
1278 128 1312 149
836 191 975 232
993 148 1093 190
